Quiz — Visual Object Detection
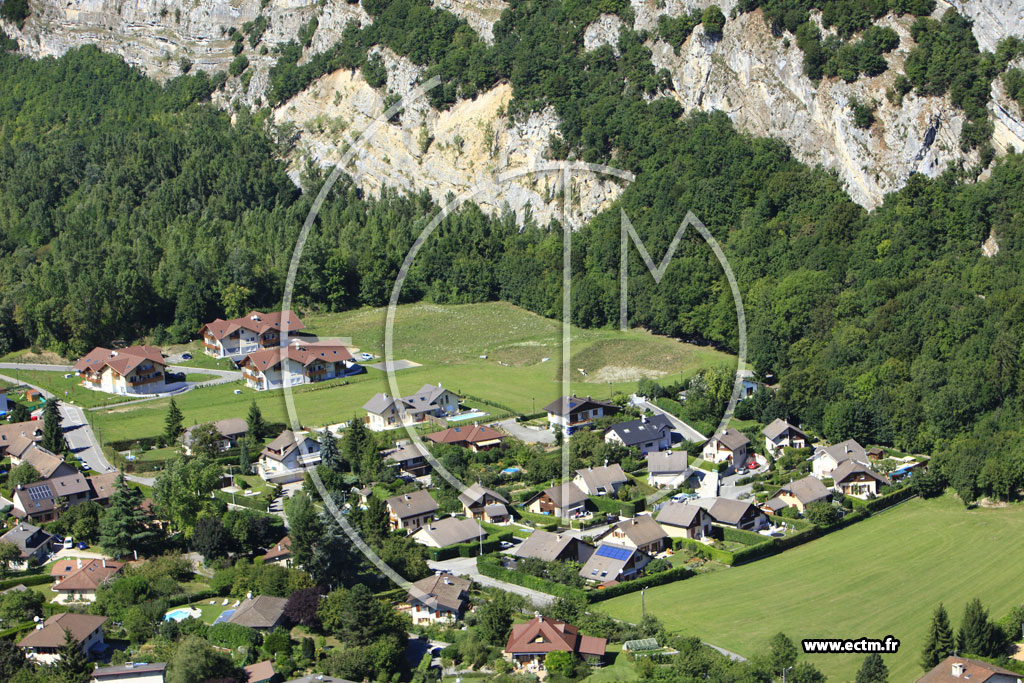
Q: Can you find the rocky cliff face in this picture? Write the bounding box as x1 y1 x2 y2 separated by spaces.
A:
3 0 1024 216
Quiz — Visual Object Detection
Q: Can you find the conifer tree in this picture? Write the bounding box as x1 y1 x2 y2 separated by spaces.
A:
921 603 954 670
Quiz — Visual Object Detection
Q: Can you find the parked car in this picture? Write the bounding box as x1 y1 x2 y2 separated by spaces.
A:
81 463 92 471
500 541 514 549
77 542 88 550
166 371 186 383
358 352 373 361
181 353 193 360
63 537 74 550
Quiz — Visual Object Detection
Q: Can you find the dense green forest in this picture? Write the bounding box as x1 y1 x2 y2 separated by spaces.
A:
2 0 1024 505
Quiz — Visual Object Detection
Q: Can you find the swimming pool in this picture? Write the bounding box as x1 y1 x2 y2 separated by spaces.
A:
501 467 520 474
448 411 488 422
163 609 193 622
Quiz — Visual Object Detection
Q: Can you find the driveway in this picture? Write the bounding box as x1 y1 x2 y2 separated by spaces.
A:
495 418 555 445
633 396 706 443
427 557 554 608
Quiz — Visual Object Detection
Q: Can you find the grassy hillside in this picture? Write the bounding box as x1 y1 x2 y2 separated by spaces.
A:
91 302 734 443
598 495 1024 682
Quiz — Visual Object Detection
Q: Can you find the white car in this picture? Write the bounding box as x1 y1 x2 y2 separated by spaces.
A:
358 352 373 361
63 537 74 550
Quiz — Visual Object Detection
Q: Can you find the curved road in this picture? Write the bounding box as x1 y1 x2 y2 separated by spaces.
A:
0 362 242 487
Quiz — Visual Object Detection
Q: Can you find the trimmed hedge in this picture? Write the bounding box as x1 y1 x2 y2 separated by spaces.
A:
0 621 35 639
428 529 513 561
514 507 560 531
590 494 646 518
476 554 587 600
721 527 770 546
673 537 736 564
0 573 54 590
587 564 694 602
863 486 916 513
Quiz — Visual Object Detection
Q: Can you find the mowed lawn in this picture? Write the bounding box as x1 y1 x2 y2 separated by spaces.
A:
92 302 735 443
598 495 1024 683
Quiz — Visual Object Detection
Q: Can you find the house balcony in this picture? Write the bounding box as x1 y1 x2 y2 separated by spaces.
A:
128 374 165 386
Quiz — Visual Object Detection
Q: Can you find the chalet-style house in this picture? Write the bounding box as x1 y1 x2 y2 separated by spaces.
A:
544 395 619 435
0 420 43 460
646 449 691 488
182 418 248 455
11 468 120 524
10 444 75 478
0 522 55 570
411 516 485 548
524 482 589 518
514 530 595 564
406 574 471 625
832 461 891 499
811 439 869 479
579 543 651 583
51 558 124 603
258 430 322 484
199 310 305 358
363 384 459 431
701 429 753 471
426 424 506 451
763 476 832 514
92 662 168 683
239 339 362 391
225 595 289 631
595 514 669 555
18 613 108 664
761 418 811 456
917 656 1023 683
261 536 292 567
385 490 439 532
655 502 714 539
703 497 769 531
74 346 167 395
573 463 627 496
458 483 509 520
504 615 606 671
382 443 432 478
604 414 673 455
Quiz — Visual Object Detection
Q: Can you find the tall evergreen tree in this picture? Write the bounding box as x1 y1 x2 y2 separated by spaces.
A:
958 598 998 657
8 402 30 422
52 629 91 683
99 473 157 558
921 603 955 670
164 398 184 444
856 653 889 683
41 398 64 454
247 400 268 440
320 429 341 472
342 417 369 470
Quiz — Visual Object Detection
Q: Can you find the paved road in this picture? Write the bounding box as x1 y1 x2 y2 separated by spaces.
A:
634 396 706 443
428 557 554 608
496 418 555 445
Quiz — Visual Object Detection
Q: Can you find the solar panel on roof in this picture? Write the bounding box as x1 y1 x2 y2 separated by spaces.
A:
27 485 51 501
595 545 632 561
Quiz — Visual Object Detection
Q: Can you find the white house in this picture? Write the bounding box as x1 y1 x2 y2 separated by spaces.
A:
604 414 673 455
594 514 669 555
92 662 167 683
257 430 322 483
544 395 619 435
239 339 362 391
811 439 869 479
761 418 810 456
73 346 167 395
646 449 690 488
701 429 752 471
198 310 305 359
411 516 485 548
363 384 459 431
406 574 471 625
18 613 107 664
655 502 714 540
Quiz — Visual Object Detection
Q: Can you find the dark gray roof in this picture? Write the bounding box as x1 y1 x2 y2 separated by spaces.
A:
605 515 668 547
226 595 288 629
407 573 470 613
578 543 643 582
383 443 426 464
821 439 867 465
183 418 248 446
544 395 617 417
363 384 455 416
515 530 580 562
537 481 589 508
646 450 689 475
606 415 673 446
706 498 761 525
0 522 53 558
770 476 831 505
386 489 439 518
484 503 509 518
92 662 167 679
656 502 706 529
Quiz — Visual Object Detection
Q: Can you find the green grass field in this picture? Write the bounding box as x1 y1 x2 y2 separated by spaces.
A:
90 302 735 444
10 370 148 408
598 495 1024 682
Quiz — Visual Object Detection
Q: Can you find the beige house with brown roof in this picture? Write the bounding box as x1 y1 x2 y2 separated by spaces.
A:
656 502 714 539
764 476 832 513
832 461 891 499
701 429 752 470
239 340 361 391
411 517 485 548
458 483 509 519
199 310 305 359
762 418 810 456
18 612 108 664
51 558 125 603
504 615 606 670
386 490 438 532
524 482 589 518
573 463 628 497
261 536 292 567
74 346 167 395
226 595 288 630
0 420 44 460
514 530 595 564
595 514 669 555
363 384 459 431
918 656 1022 682
406 573 471 625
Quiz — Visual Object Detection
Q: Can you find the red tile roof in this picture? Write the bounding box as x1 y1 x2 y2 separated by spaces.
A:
73 346 165 376
504 615 606 658
426 424 506 446
240 341 353 372
199 310 305 340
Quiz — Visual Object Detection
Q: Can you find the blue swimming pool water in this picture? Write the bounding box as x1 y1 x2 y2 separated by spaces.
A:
501 467 520 474
164 609 192 622
448 411 488 422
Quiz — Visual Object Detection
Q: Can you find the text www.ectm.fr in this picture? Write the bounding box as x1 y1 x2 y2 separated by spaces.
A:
803 637 900 654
